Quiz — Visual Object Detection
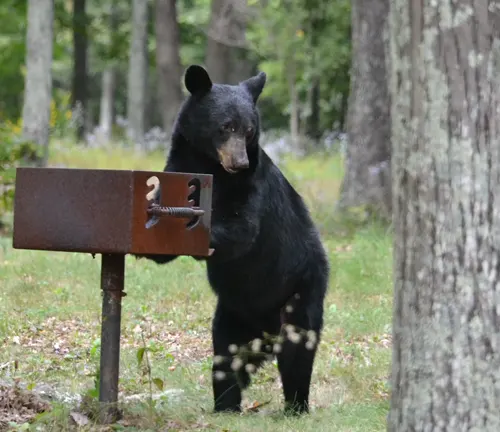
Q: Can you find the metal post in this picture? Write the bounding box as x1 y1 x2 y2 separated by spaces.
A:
98 253 125 423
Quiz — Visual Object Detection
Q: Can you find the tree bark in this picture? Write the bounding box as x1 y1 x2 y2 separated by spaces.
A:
288 61 299 144
305 1 321 144
21 0 54 167
71 0 87 142
205 0 250 84
155 0 183 139
228 44 252 84
388 2 500 430
98 0 118 144
306 78 321 142
339 0 391 217
99 68 115 143
127 0 149 149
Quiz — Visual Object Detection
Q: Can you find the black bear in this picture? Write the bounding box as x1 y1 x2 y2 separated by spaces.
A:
139 65 329 415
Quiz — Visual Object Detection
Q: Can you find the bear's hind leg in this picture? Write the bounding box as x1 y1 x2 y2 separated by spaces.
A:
277 284 325 415
211 303 264 413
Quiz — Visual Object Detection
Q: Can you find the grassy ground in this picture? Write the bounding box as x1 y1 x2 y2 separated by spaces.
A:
0 143 393 431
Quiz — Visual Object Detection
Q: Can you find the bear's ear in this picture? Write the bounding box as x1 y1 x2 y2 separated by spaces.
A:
241 71 267 104
185 65 212 95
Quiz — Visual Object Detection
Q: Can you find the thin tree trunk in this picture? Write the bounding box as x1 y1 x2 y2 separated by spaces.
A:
127 0 149 149
389 2 500 430
305 2 321 144
99 68 115 143
98 0 118 144
155 0 183 139
339 0 391 217
71 0 87 142
288 62 299 144
21 0 54 167
306 78 320 142
84 101 93 140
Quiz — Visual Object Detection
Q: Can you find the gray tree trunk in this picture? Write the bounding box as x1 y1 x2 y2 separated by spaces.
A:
288 61 299 143
98 68 115 143
388 2 500 431
306 77 320 142
127 0 149 149
71 0 88 142
339 0 391 218
305 0 321 144
21 0 54 167
98 0 117 144
155 0 183 139
205 0 250 84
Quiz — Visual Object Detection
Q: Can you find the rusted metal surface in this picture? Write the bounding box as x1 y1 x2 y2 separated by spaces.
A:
130 171 211 256
12 167 213 256
98 253 125 424
13 168 133 254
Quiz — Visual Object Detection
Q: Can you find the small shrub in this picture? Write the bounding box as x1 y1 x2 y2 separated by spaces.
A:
0 124 38 224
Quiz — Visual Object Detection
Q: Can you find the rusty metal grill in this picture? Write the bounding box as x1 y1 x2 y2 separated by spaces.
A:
12 167 213 423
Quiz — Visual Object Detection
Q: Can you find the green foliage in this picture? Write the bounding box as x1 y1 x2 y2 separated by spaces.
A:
0 92 79 223
247 0 352 132
0 125 38 220
0 0 27 120
50 89 79 138
178 0 211 66
0 0 351 137
88 1 131 67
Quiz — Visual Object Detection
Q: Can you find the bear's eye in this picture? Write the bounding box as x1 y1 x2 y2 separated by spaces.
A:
221 123 233 133
246 127 254 139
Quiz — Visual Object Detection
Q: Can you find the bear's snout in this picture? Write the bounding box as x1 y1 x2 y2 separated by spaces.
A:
217 137 249 174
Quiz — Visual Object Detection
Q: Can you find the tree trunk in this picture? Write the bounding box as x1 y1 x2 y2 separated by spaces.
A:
99 68 115 143
306 78 320 142
205 0 230 83
21 0 54 167
205 0 249 84
305 2 321 144
227 0 251 84
127 0 149 149
155 0 183 139
71 0 87 142
98 0 117 144
288 61 299 144
388 2 500 430
228 46 252 84
339 0 391 217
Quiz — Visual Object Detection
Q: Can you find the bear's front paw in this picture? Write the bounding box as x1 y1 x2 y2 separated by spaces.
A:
132 253 178 265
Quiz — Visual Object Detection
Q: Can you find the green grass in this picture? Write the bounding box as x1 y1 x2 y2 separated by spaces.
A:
48 140 166 171
0 143 393 431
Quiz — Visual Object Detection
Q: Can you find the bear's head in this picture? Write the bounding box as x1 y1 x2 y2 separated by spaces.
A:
176 65 267 174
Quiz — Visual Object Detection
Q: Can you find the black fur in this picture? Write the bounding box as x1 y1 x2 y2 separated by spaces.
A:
138 65 329 415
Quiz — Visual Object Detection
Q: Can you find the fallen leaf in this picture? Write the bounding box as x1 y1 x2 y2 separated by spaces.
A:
70 411 90 426
244 399 272 413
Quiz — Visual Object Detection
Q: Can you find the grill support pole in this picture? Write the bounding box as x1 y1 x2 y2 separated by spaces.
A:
98 253 125 423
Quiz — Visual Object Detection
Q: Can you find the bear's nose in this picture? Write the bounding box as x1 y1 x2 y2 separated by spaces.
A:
232 158 249 170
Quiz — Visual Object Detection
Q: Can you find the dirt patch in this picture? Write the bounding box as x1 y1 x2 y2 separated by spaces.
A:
0 383 51 430
6 316 213 366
